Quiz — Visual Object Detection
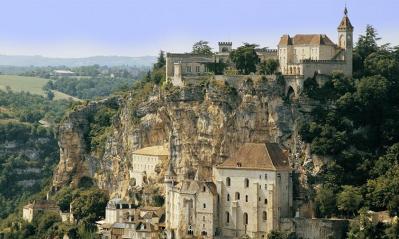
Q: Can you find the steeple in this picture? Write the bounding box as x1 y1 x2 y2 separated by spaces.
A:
338 6 353 31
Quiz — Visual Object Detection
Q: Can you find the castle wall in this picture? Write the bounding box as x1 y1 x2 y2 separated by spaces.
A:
302 60 348 79
279 218 349 239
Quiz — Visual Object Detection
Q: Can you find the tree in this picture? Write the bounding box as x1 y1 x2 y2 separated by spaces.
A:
354 25 381 76
259 59 279 75
315 186 337 217
192 40 213 55
154 51 166 69
46 90 54 100
364 51 399 79
230 43 260 74
337 186 362 217
267 231 286 239
71 189 108 224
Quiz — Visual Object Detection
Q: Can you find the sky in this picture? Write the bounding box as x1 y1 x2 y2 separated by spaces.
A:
0 0 398 58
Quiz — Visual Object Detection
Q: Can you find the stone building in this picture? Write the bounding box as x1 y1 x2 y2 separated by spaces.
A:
165 42 279 87
22 200 60 223
98 198 165 239
214 143 293 238
164 143 293 239
130 145 169 187
165 8 353 87
278 7 353 78
164 164 218 238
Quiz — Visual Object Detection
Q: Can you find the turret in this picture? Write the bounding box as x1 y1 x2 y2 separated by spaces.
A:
218 42 232 53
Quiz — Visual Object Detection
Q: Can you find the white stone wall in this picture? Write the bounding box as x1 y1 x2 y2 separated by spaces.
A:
165 181 217 239
130 154 164 186
213 168 292 238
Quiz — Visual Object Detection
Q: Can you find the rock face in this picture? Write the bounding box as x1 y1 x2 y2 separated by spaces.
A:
52 76 311 199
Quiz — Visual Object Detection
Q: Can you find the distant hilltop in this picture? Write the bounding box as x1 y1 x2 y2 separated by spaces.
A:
0 55 157 67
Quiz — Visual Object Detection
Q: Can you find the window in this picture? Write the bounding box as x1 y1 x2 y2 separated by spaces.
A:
186 66 192 73
244 178 249 188
203 216 205 221
203 186 206 192
226 177 231 186
263 211 267 221
245 195 248 202
226 212 230 223
227 194 230 201
264 199 268 204
196 66 200 73
235 192 240 200
243 213 248 225
264 184 267 190
264 174 268 179
203 203 206 209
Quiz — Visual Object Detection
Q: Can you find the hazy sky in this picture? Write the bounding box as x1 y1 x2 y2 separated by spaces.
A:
0 0 398 57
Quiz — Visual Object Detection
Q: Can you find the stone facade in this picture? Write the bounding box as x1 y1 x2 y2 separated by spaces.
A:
130 145 168 187
166 9 353 86
98 198 165 239
278 8 353 78
165 143 293 239
214 143 293 239
165 165 218 239
22 200 60 223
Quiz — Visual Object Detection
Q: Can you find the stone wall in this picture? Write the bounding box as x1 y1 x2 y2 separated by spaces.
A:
280 218 349 239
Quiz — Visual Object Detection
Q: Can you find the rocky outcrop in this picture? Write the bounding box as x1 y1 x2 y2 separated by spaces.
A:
52 76 313 199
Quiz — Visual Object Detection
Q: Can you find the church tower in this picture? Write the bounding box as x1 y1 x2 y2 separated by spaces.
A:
337 6 354 76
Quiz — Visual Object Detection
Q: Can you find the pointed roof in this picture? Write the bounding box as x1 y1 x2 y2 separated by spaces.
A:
338 7 354 31
216 143 291 171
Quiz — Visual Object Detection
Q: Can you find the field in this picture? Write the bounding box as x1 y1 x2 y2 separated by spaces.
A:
0 75 79 101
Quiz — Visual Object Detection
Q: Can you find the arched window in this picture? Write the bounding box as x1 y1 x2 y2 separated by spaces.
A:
264 199 268 204
235 192 240 200
244 178 249 188
263 211 267 221
227 194 230 201
245 195 248 202
226 212 230 223
203 186 206 192
203 203 206 209
226 177 231 187
243 213 248 225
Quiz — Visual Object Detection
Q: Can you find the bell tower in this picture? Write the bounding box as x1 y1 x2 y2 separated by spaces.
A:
337 6 354 76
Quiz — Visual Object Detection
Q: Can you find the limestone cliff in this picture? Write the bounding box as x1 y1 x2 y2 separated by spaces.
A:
52 76 315 201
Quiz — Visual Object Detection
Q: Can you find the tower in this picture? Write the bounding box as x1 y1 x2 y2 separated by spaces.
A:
337 6 354 76
218 42 232 53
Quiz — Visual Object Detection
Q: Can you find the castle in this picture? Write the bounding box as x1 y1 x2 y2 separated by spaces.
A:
165 8 353 86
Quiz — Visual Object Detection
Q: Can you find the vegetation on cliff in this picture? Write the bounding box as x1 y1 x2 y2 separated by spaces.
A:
300 25 399 237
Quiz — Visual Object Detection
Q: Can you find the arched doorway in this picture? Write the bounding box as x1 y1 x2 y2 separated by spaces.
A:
287 86 295 100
